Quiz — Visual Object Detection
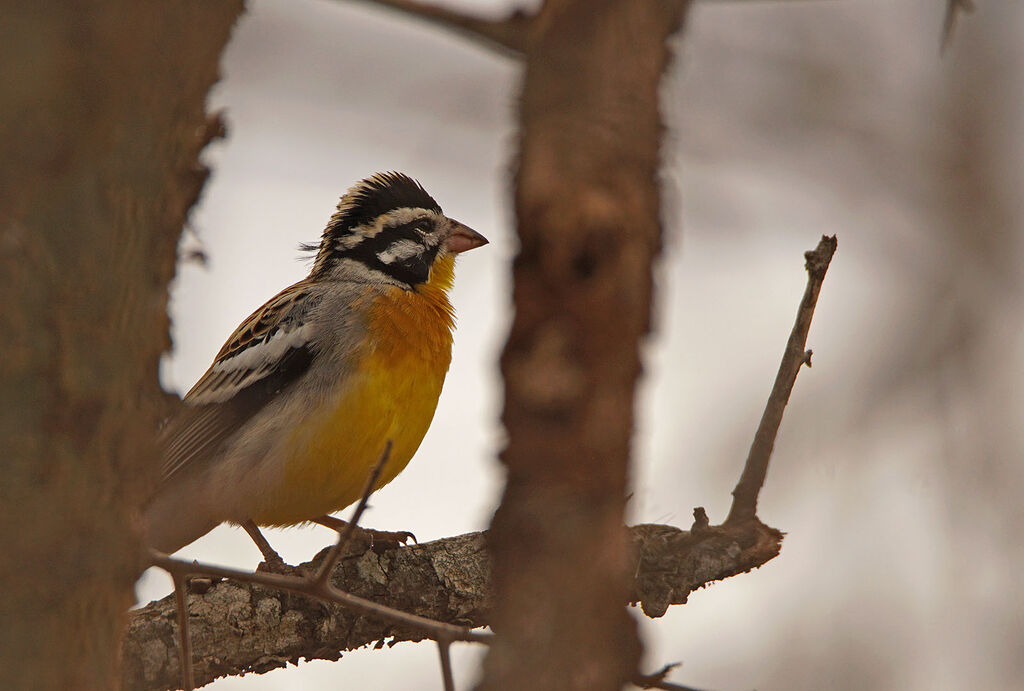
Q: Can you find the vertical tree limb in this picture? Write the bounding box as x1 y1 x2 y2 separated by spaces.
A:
0 2 242 688
482 2 693 689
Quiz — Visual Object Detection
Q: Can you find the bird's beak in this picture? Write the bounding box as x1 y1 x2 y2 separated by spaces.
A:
445 219 488 254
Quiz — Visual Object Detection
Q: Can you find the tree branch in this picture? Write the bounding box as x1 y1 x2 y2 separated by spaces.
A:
1 2 242 687
123 235 839 689
344 0 532 55
727 235 837 523
123 520 780 690
483 1 695 687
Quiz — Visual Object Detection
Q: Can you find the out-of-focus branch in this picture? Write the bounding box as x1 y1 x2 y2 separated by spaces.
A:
123 520 780 690
0 2 242 687
727 235 837 524
344 0 532 55
941 0 975 53
484 1 694 688
345 0 844 61
632 663 706 691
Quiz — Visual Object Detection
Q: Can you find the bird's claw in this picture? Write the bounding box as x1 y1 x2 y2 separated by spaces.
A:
255 555 296 575
358 527 417 553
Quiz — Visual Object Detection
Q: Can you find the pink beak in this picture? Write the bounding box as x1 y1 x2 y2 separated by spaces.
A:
445 219 488 254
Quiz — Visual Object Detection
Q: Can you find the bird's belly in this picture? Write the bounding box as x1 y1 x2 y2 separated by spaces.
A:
250 348 447 527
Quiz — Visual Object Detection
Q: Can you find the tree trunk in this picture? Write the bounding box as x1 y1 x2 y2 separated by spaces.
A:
481 1 692 689
0 2 242 688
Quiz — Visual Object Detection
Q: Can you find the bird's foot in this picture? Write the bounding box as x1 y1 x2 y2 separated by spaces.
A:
254 553 295 574
242 519 295 572
359 526 417 553
313 515 416 553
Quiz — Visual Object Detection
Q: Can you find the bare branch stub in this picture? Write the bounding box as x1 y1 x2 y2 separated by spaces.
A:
726 235 837 524
629 521 783 618
691 507 710 534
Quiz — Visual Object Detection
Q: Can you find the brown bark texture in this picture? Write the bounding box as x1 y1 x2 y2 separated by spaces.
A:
122 521 781 690
0 2 242 688
482 2 692 689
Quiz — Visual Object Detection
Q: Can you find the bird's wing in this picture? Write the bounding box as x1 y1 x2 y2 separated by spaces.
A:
158 279 323 484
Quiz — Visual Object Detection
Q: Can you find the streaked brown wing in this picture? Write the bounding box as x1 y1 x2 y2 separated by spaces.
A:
158 280 320 483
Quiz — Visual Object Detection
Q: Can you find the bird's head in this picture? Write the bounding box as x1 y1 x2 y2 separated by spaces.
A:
308 172 487 288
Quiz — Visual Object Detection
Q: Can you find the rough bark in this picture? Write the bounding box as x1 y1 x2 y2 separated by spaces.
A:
482 1 693 689
123 520 781 690
0 2 242 688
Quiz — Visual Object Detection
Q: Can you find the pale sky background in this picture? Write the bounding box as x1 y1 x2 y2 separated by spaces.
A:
135 1 1024 689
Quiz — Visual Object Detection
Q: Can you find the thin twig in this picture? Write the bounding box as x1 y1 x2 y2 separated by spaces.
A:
437 636 456 691
311 441 392 587
726 235 837 523
345 0 531 55
170 572 195 691
149 549 492 644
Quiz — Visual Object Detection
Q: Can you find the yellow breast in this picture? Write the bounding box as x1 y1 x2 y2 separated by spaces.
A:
252 256 457 526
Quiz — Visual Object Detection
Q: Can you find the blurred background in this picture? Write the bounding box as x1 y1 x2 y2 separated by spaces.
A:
134 0 1024 688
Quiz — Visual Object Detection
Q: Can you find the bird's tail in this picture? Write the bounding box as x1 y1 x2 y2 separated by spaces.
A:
142 484 219 555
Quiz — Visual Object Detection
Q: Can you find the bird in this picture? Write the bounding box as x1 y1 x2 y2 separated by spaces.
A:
143 172 488 558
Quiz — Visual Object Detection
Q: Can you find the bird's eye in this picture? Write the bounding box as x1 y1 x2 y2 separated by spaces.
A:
414 222 431 236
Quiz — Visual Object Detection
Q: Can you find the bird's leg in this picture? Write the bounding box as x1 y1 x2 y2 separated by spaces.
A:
313 515 416 551
242 520 289 571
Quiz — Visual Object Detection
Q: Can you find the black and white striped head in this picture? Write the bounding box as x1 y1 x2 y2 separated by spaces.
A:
308 172 486 287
